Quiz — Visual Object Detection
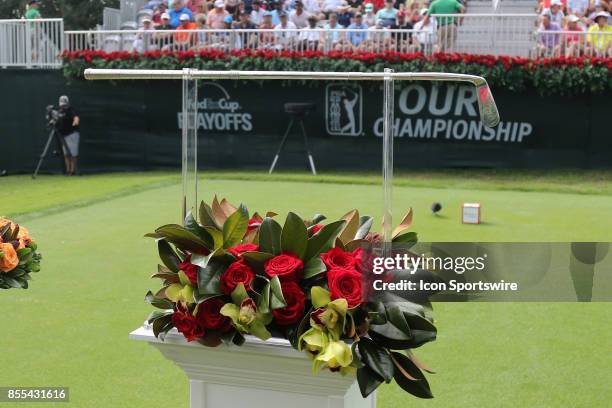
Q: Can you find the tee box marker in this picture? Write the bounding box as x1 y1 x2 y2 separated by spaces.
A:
462 203 481 224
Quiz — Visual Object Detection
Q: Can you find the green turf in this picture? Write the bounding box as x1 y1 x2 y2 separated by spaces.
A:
0 172 611 408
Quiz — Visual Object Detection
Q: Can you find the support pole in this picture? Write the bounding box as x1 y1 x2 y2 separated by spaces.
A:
181 68 198 221
382 68 394 255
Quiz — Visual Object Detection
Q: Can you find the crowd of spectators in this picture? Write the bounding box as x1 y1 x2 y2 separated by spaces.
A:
131 0 466 53
536 0 612 56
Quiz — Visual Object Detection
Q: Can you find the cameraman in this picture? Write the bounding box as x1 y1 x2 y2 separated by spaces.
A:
56 95 80 176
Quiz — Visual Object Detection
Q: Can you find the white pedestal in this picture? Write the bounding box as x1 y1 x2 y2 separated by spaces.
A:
130 325 376 408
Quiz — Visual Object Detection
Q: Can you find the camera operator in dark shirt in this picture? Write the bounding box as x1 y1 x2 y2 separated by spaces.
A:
56 95 80 176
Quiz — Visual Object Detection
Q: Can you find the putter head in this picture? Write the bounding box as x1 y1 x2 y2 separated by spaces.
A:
475 83 500 128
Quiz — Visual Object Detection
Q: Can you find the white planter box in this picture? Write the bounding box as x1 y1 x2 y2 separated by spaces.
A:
130 325 376 408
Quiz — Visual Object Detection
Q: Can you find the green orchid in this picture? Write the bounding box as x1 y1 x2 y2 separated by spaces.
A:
298 327 329 356
220 283 272 341
309 286 348 340
165 271 196 304
315 340 354 374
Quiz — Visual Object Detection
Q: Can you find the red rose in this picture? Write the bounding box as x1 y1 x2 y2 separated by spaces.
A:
327 267 363 309
220 260 255 295
179 255 198 285
272 281 306 326
229 243 259 258
247 218 262 231
264 253 303 282
197 298 232 333
309 224 323 236
321 247 356 270
172 307 204 342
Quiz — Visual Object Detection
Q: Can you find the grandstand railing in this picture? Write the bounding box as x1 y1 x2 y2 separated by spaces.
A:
0 18 63 68
535 30 612 58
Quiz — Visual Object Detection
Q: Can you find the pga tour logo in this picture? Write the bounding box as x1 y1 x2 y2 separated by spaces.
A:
325 84 363 137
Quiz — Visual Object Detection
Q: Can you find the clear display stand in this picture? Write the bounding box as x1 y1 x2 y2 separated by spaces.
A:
86 68 500 408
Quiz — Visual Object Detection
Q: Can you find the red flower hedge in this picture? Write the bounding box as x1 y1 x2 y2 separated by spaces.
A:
62 49 612 95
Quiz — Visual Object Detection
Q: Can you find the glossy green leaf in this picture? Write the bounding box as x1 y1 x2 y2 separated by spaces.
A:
281 212 308 259
241 251 274 267
145 290 174 309
357 366 384 398
258 217 282 255
391 351 433 399
152 313 173 338
355 216 374 240
393 231 418 244
357 337 394 383
269 275 286 310
197 260 225 296
223 204 249 248
199 201 220 229
304 220 346 261
158 240 180 273
151 224 210 254
302 257 327 279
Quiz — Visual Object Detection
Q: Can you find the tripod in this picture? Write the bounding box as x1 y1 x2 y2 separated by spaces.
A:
32 127 68 179
269 103 317 175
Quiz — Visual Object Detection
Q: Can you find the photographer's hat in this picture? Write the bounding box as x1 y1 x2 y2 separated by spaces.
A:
59 95 69 107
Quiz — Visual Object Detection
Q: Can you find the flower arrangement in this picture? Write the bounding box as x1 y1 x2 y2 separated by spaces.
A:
62 49 612 96
145 197 437 399
0 218 42 289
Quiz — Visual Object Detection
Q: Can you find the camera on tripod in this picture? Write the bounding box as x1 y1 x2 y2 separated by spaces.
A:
33 104 69 178
45 105 62 128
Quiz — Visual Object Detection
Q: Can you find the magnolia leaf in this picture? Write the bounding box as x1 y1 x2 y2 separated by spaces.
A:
357 337 394 383
145 290 174 309
344 239 369 252
152 224 210 254
338 209 360 244
259 217 282 255
390 351 433 399
304 220 346 261
203 226 223 250
199 201 220 229
223 204 249 248
302 257 327 279
211 196 229 226
269 275 286 310
281 212 308 259
152 314 173 338
311 286 331 308
355 216 374 240
184 210 214 247
311 214 327 224
158 240 180 273
197 260 225 296
220 198 238 216
357 366 384 398
393 231 418 244
241 251 274 268
392 209 413 239
257 282 271 314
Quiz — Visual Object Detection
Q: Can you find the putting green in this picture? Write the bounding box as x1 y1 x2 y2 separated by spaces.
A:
1 174 611 407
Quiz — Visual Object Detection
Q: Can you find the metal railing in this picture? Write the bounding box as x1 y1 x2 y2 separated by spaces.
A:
535 30 612 58
0 18 64 68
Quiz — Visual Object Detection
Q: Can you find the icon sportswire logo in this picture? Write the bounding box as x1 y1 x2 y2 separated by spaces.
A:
325 84 363 136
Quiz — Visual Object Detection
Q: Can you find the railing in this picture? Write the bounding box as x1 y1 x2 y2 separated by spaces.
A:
535 30 612 58
0 18 63 68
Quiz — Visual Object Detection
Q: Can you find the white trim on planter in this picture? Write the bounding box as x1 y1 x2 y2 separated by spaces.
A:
130 324 376 408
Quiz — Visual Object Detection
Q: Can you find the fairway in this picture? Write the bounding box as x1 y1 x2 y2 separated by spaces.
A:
1 172 611 408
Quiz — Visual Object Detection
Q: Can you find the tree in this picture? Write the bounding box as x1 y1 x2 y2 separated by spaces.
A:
0 0 120 30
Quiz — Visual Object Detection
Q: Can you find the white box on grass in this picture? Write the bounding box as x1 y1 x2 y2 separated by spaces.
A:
462 203 481 224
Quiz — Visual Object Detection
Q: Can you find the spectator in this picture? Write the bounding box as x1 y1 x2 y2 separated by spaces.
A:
363 3 376 26
25 0 41 19
275 11 298 48
376 0 398 27
290 1 310 28
242 0 255 13
174 14 198 49
154 13 174 49
226 0 241 16
323 0 343 17
548 0 565 25
299 15 321 49
236 10 257 27
408 1 422 24
186 0 205 12
169 0 194 28
422 0 464 52
207 0 230 28
302 0 323 18
251 0 266 25
391 9 413 28
567 0 589 17
269 0 284 25
564 14 585 56
57 95 80 177
152 3 169 25
346 0 363 12
587 5 611 25
413 7 434 53
133 17 155 52
537 9 561 56
347 13 369 46
587 11 612 56
259 12 276 47
322 12 345 48
337 1 355 26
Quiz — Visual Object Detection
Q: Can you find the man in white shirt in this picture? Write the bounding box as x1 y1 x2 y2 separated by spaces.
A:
299 15 321 49
322 0 342 17
250 0 265 25
275 11 298 49
289 0 310 28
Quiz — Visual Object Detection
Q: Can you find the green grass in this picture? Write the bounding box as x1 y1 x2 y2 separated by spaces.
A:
0 171 611 408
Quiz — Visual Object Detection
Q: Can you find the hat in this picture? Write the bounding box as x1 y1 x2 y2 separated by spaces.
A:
364 3 373 10
278 10 287 17
540 8 551 17
59 95 69 106
142 16 152 23
419 7 428 16
550 0 562 5
223 15 233 23
161 12 170 19
214 0 224 6
594 11 611 21
567 14 580 22
179 13 190 20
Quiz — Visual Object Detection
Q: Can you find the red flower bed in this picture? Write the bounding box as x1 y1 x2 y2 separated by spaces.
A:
61 49 612 95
